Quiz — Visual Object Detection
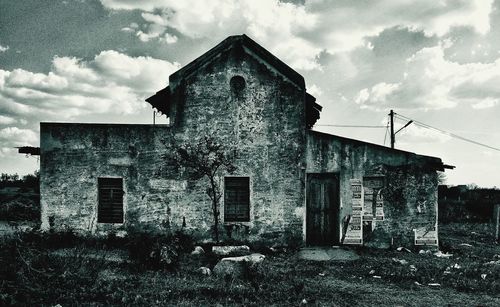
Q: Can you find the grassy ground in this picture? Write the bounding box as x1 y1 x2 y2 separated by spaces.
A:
1 223 499 306
0 186 39 222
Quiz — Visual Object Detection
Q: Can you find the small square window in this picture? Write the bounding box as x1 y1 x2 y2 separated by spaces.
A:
224 177 250 222
98 178 124 223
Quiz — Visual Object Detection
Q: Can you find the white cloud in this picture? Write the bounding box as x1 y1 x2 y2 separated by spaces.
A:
161 33 178 44
0 44 9 52
307 84 323 98
99 0 494 71
471 98 499 109
121 27 134 32
6 69 68 91
0 127 38 157
355 82 400 107
141 12 169 26
121 22 139 32
136 25 166 42
0 127 38 146
0 115 16 125
0 51 180 121
398 124 451 144
306 0 494 51
100 0 321 70
52 56 100 83
354 45 500 110
0 51 180 154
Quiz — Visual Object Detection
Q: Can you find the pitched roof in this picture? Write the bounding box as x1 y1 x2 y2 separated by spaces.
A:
145 86 170 115
146 34 320 118
169 34 305 89
308 130 454 171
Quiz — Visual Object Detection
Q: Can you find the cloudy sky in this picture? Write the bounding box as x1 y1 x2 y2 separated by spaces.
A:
1 0 499 187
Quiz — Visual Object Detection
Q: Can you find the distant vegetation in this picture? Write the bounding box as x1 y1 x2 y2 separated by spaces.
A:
0 171 39 190
0 171 39 221
439 185 500 223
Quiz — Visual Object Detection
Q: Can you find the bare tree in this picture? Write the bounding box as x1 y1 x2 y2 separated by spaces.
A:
164 136 237 242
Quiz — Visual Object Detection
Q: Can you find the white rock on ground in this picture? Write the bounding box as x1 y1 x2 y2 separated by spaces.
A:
212 245 250 256
213 253 265 278
191 246 205 255
198 266 211 276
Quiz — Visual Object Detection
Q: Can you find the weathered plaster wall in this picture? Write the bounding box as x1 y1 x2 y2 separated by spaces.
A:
306 131 439 247
41 47 307 244
40 124 185 235
168 46 307 244
40 43 441 248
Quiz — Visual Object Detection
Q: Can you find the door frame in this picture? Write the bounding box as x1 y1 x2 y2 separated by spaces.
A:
305 172 340 246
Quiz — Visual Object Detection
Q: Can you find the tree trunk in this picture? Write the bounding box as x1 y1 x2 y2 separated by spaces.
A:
213 200 219 243
209 177 219 243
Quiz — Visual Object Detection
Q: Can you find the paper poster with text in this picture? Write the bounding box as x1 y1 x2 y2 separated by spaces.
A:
344 179 363 245
363 186 374 221
375 190 384 221
414 226 438 246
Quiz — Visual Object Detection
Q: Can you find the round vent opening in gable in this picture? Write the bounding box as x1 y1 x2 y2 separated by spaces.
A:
230 75 246 96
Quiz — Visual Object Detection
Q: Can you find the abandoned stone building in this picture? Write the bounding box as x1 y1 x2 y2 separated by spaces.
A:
40 35 452 247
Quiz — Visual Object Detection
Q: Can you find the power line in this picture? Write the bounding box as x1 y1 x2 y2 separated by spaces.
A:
383 120 389 146
394 113 500 152
316 124 386 128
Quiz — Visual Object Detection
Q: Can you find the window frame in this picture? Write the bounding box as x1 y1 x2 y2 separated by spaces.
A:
97 177 124 224
223 176 251 223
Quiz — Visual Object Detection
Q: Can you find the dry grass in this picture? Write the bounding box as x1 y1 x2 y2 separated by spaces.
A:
1 223 499 306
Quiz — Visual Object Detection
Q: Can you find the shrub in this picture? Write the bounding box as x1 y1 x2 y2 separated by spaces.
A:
0 195 40 221
127 230 194 270
0 233 109 306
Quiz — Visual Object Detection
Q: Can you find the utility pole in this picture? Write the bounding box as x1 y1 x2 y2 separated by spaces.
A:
389 110 395 149
388 109 412 150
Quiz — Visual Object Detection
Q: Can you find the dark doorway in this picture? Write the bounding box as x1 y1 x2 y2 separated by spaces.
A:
306 173 340 245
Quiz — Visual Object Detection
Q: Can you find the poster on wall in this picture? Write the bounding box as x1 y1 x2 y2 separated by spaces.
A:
414 226 438 245
375 191 384 221
363 176 385 189
363 187 374 221
344 179 363 245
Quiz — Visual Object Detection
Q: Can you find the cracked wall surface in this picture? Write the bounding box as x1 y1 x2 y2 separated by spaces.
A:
306 131 439 247
40 45 440 247
41 48 307 245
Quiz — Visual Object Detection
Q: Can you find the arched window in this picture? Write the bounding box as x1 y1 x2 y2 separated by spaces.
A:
230 75 246 97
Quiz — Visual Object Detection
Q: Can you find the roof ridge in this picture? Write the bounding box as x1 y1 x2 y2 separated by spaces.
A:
169 34 305 89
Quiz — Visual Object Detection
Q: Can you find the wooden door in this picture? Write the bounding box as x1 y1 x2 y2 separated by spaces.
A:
306 173 339 245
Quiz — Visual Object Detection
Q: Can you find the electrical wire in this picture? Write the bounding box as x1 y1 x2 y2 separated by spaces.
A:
315 123 389 146
315 124 386 128
394 113 500 152
383 120 389 146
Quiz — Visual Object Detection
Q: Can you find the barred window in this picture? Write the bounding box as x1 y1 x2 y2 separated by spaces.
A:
224 177 250 222
98 178 124 223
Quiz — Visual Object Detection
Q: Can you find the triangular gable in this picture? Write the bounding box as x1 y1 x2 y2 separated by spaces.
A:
169 34 305 89
146 34 321 124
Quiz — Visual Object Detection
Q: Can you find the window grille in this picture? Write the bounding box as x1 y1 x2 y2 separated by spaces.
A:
224 177 250 222
98 178 124 223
